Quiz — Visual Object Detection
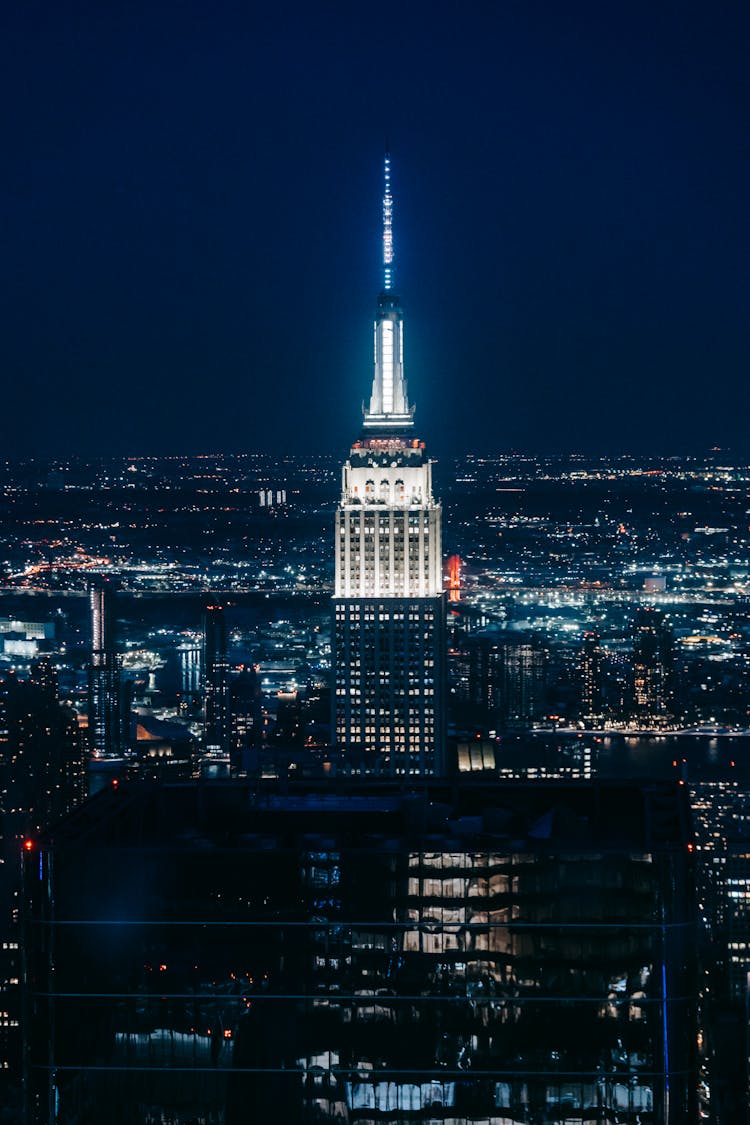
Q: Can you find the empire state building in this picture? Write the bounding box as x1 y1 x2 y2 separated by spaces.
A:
333 155 446 775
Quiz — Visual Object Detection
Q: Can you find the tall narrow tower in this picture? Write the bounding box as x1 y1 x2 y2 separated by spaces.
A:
632 607 675 726
203 603 231 757
87 578 126 758
333 154 446 776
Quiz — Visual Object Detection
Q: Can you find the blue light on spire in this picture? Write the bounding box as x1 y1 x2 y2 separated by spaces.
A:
382 152 393 291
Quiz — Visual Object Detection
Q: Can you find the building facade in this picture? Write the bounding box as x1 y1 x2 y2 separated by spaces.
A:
579 630 604 723
203 603 231 758
452 631 546 733
633 607 675 725
87 578 126 758
1 668 86 1111
332 155 446 775
22 779 698 1124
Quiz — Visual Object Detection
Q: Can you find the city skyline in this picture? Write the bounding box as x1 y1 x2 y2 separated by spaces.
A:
3 444 750 1116
3 2 749 460
4 7 750 1115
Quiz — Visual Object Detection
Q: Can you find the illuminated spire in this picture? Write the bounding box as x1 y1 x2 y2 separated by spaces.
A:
363 150 414 432
383 151 393 292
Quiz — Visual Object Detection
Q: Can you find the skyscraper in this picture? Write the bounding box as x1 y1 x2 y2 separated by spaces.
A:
203 603 231 757
22 778 698 1124
460 631 546 732
87 578 126 758
229 663 263 765
0 667 85 1103
632 606 675 725
332 154 446 776
579 629 604 723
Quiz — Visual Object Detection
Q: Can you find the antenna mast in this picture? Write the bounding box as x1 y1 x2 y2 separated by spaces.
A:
382 151 393 291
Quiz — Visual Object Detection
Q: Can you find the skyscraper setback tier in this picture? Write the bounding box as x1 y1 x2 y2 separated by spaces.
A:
332 154 446 774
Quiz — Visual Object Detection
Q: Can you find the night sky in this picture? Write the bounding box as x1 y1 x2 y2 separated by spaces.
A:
3 1 749 460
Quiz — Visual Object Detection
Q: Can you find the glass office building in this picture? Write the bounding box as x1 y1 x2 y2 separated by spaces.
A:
23 779 697 1123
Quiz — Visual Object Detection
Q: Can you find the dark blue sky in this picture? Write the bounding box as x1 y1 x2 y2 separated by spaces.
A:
2 1 748 458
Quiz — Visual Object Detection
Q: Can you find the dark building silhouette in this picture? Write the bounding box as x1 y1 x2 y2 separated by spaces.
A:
689 777 750 1117
456 632 546 732
299 678 330 749
203 604 230 757
272 689 301 746
499 636 546 729
228 663 263 772
87 578 127 758
0 669 86 1110
579 630 604 723
632 608 675 725
29 655 58 705
0 672 87 837
22 778 697 1124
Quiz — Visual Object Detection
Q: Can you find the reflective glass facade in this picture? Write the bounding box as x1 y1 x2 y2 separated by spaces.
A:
23 780 697 1124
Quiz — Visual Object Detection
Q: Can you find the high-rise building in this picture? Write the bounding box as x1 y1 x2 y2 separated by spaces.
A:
632 607 675 725
332 154 446 776
455 631 546 732
498 636 546 729
0 672 86 840
22 778 698 1124
29 655 59 705
579 630 604 722
689 777 750 1115
229 663 263 761
0 669 85 1108
203 603 230 757
87 578 126 758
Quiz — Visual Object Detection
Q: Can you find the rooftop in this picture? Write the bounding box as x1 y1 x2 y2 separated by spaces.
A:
39 777 692 855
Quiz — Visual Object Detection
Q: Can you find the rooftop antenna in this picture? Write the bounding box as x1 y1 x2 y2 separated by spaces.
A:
382 148 393 292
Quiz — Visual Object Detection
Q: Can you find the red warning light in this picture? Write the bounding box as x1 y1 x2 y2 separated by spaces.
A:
23 840 34 852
